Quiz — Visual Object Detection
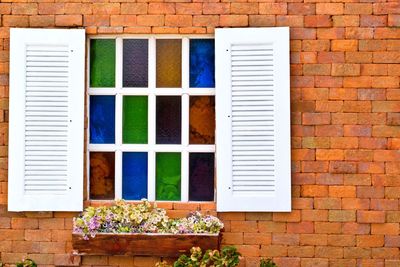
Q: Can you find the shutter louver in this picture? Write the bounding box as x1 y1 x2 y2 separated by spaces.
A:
9 29 85 211
216 27 291 212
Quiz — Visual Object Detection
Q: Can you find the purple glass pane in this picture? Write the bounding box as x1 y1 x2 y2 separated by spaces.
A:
189 153 214 201
123 39 148 87
156 96 181 144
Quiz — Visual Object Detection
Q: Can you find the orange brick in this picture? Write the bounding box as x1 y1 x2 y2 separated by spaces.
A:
329 186 356 198
300 234 328 246
357 211 385 223
342 198 370 210
203 3 230 15
329 88 357 100
370 199 398 211
222 232 243 245
333 15 359 27
315 76 343 88
302 185 328 197
331 113 357 124
39 218 64 230
176 3 202 15
147 3 175 15
276 15 304 27
302 137 330 148
165 15 192 27
316 149 343 160
29 15 54 27
344 3 372 15
329 210 356 222
54 254 80 266
344 247 371 259
38 3 64 15
11 241 40 253
388 14 400 27
260 245 287 257
249 15 275 27
230 221 257 233
92 3 120 15
316 3 344 15
258 221 286 233
332 40 358 51
12 3 37 15
272 233 300 245
373 52 400 64
64 3 91 15
343 222 370 235
273 211 301 222
288 246 314 257
11 218 38 229
345 150 373 161
137 15 164 26
236 245 260 257
39 241 65 254
111 15 137 27
259 3 286 15
303 64 331 76
328 234 356 246
220 15 248 27
55 15 82 26
288 3 315 15
357 186 384 199
315 246 343 258
301 210 328 222
243 233 271 245
287 222 314 234
372 223 399 235
372 248 399 260
315 222 341 234
232 3 258 15
3 15 29 27
372 77 399 88
330 137 358 149
84 15 109 26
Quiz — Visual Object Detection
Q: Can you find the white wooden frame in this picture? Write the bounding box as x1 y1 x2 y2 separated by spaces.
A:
87 35 215 202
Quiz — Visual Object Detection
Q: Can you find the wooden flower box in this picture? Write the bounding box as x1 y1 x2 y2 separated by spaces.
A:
72 233 221 257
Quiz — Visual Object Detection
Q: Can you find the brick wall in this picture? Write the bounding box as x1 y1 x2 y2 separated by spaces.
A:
0 1 399 266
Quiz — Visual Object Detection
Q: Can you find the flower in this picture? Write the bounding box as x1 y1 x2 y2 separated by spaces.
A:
73 200 223 239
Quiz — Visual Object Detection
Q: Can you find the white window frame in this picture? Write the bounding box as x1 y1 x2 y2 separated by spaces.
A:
87 35 216 202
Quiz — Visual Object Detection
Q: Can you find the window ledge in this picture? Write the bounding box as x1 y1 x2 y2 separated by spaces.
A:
72 232 221 257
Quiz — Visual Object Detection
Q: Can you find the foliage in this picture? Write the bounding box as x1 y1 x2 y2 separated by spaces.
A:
16 259 37 267
73 200 224 239
156 246 241 267
260 258 277 267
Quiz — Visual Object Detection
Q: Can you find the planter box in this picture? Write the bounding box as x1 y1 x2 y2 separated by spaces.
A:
72 233 221 257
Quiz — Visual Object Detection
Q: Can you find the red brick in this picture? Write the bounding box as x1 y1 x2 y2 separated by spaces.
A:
360 15 387 27
232 3 258 15
249 15 275 27
315 76 343 88
277 15 304 28
343 222 370 235
346 27 374 39
55 15 82 26
288 3 315 15
342 198 370 210
272 233 300 245
304 15 332 28
316 125 343 137
372 248 399 260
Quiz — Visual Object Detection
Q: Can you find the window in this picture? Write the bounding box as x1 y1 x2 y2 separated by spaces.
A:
8 27 291 212
88 36 216 202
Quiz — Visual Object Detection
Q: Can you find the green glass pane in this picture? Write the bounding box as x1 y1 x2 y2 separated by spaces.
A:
90 39 116 87
156 153 181 201
123 96 148 144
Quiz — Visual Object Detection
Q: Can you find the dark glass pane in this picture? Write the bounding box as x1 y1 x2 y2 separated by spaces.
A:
90 152 115 200
123 96 148 144
190 39 215 88
90 39 115 87
122 152 148 200
156 96 181 144
189 153 214 201
90 95 115 144
156 152 181 201
156 39 182 88
123 39 148 87
189 96 215 144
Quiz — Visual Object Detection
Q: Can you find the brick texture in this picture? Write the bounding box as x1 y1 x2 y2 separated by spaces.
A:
0 1 399 266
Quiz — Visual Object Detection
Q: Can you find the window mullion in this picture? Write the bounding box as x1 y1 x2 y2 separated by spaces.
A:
148 37 156 201
115 37 123 199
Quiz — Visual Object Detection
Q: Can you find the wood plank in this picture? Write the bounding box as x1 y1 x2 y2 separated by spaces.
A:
72 233 221 257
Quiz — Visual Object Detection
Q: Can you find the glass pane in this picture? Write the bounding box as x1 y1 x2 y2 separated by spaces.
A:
123 96 148 144
156 153 181 201
190 39 215 88
123 152 148 200
156 39 182 88
90 39 115 87
90 152 115 200
189 153 214 201
189 96 215 144
90 95 115 144
123 39 148 87
156 96 181 144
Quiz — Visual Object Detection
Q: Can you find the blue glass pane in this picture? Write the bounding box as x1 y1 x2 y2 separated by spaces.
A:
90 96 115 144
123 152 148 200
190 39 215 88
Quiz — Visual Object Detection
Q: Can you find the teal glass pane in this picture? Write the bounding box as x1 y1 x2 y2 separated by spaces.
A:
123 96 148 144
156 153 181 201
90 39 115 87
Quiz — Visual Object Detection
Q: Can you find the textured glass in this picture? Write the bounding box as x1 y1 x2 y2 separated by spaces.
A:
123 39 148 87
190 39 215 88
122 152 148 200
189 96 215 144
156 96 181 144
189 153 214 201
90 152 115 200
90 95 115 144
156 153 181 201
123 96 148 144
156 39 182 88
90 39 115 87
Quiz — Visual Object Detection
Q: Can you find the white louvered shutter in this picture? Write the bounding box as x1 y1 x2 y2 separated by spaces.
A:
8 29 85 211
216 27 291 212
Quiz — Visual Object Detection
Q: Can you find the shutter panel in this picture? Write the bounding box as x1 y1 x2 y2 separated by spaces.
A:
8 29 85 211
216 27 291 212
